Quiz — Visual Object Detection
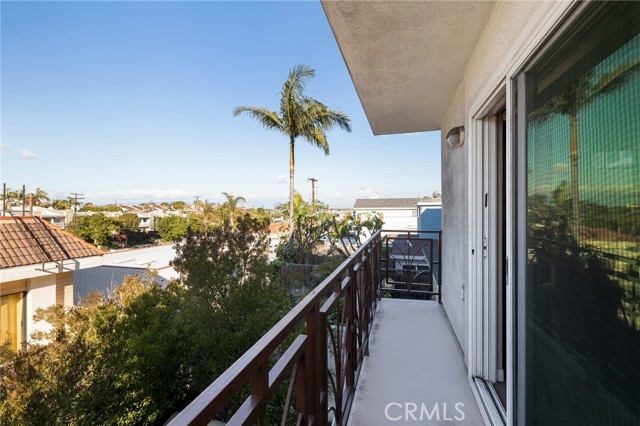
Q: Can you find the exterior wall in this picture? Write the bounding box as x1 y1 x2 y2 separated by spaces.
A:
0 279 27 296
441 81 468 353
73 266 168 304
2 263 101 345
439 0 560 357
356 208 417 231
55 271 73 307
26 275 56 339
417 205 442 232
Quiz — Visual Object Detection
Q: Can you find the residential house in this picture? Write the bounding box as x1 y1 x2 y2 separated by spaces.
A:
0 216 103 351
8 205 73 229
268 221 288 251
73 244 178 301
353 197 423 231
170 2 640 425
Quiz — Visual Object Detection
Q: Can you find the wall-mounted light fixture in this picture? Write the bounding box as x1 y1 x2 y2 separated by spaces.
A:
446 126 465 148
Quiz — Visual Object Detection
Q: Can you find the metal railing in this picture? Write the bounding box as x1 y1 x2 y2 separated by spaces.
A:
168 231 382 426
380 229 442 303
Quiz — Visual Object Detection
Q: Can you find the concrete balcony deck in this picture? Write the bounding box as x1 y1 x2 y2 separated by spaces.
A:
348 299 485 426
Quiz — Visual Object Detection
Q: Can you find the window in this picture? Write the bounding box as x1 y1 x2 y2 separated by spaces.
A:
522 3 640 425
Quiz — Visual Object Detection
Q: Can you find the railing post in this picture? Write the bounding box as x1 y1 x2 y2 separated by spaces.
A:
250 363 269 426
374 235 381 302
438 232 442 304
304 305 319 425
362 253 371 357
385 236 389 288
346 262 356 391
295 351 308 425
318 309 329 426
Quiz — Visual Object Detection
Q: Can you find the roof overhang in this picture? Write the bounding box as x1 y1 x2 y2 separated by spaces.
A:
322 0 495 135
0 255 103 282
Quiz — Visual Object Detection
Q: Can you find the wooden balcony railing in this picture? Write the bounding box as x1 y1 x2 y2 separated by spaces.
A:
168 230 382 426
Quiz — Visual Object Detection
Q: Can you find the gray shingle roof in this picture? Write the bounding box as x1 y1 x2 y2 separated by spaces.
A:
353 198 422 209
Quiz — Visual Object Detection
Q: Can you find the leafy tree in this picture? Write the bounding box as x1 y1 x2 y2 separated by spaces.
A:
50 199 70 210
170 201 186 210
156 215 202 241
67 213 117 247
0 217 293 425
118 213 140 233
234 64 352 240
81 204 121 212
171 214 291 373
275 194 382 263
116 213 141 245
248 207 271 225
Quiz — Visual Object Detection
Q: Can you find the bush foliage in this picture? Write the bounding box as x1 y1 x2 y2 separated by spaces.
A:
0 214 292 425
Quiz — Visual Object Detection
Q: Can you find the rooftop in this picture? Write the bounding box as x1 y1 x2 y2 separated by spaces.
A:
0 216 103 269
354 198 423 209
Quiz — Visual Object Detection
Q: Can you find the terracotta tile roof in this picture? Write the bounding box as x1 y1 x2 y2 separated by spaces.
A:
0 216 104 269
269 222 288 234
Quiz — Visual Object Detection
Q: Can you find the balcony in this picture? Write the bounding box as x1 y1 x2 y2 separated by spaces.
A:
168 230 484 426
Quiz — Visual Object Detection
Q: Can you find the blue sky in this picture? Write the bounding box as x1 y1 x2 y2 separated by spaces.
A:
1 1 441 208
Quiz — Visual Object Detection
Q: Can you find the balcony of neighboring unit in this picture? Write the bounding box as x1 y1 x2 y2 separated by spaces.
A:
167 230 484 426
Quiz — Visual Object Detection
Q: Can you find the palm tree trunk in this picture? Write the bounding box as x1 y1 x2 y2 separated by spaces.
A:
569 111 580 242
289 136 295 242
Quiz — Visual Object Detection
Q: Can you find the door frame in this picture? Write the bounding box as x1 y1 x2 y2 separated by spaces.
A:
467 81 512 426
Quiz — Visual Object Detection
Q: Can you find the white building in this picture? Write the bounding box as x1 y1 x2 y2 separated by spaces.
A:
0 216 103 350
73 244 179 302
353 198 422 231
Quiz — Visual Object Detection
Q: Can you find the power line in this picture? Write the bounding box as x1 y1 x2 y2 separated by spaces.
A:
69 193 84 217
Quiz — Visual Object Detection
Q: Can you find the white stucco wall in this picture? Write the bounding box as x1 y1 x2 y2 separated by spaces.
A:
356 208 417 231
439 0 565 357
25 276 56 339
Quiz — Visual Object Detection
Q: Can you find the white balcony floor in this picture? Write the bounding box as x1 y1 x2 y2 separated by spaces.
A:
348 299 485 426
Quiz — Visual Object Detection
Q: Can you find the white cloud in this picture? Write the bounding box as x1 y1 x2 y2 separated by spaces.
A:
1 143 13 153
275 175 287 184
20 149 37 160
357 187 380 199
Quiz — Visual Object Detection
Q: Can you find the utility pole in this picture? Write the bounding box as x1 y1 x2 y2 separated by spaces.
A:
2 183 6 216
70 193 84 217
307 178 318 205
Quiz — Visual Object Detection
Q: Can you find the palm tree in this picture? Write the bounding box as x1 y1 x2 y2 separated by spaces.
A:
28 187 50 207
530 58 640 241
195 199 218 230
233 64 352 239
220 192 246 229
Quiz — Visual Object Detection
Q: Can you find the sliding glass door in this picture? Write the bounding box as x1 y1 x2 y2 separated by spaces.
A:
519 2 640 425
